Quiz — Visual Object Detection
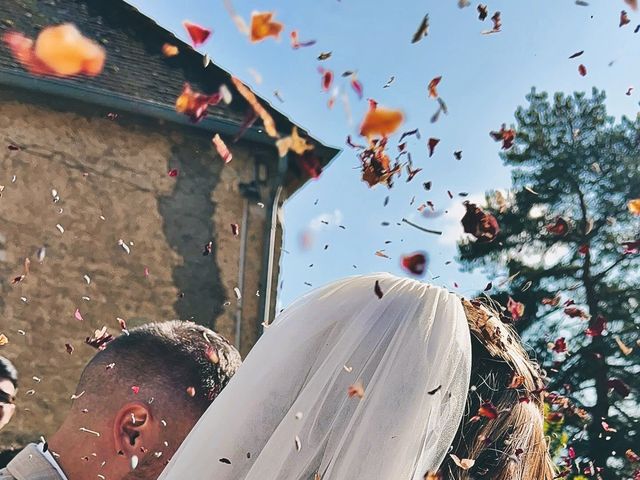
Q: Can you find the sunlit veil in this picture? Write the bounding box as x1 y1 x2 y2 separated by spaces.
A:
159 273 472 480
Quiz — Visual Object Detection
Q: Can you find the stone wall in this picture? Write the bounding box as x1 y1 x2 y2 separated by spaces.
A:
0 88 276 448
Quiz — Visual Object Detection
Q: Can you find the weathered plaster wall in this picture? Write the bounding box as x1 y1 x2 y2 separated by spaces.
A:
0 90 274 448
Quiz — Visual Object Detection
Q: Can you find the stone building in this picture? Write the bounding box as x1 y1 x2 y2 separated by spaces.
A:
0 0 338 450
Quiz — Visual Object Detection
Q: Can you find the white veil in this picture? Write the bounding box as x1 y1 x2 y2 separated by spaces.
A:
159 273 472 480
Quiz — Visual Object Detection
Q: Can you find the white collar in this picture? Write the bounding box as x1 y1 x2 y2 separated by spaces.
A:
37 443 69 480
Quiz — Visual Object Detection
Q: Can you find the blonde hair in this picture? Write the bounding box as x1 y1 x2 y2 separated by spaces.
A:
437 300 556 480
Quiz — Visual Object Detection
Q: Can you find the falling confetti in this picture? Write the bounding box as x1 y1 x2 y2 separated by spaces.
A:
411 14 429 43
3 24 105 77
161 43 178 57
182 21 212 46
212 134 233 163
250 12 284 42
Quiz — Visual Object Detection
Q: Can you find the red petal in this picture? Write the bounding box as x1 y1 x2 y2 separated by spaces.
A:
400 252 428 276
427 138 440 157
351 78 363 99
321 70 333 91
183 21 212 47
585 315 607 337
296 152 323 179
477 401 498 419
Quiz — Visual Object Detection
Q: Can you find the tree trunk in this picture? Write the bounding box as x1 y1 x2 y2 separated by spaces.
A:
575 184 611 478
583 266 610 478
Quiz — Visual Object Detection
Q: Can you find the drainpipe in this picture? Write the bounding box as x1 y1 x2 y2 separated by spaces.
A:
259 155 288 334
234 198 250 351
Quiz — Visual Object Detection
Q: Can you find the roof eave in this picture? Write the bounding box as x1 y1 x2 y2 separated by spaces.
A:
0 68 342 194
0 67 275 145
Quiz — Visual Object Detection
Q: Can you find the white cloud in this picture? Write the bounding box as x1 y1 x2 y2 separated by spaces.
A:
308 209 344 231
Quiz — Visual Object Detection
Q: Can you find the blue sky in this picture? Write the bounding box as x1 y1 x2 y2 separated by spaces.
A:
127 0 640 309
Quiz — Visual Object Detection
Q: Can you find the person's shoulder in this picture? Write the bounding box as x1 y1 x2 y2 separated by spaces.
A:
0 466 16 480
2 444 62 480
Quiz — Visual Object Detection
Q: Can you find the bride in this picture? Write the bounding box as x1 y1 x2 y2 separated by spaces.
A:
159 273 554 479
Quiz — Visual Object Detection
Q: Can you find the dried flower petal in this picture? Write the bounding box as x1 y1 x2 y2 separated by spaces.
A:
607 378 630 397
450 454 475 470
161 43 179 57
4 24 105 78
250 12 284 43
564 306 589 319
276 127 314 158
374 280 384 299
585 315 606 337
350 77 364 99
477 401 499 419
411 14 429 43
507 297 525 321
231 77 278 138
295 152 323 179
182 21 212 46
477 4 488 20
628 198 640 215
212 134 233 163
319 68 333 91
359 100 404 138
620 10 631 27
461 201 500 242
400 252 428 276
347 380 365 398
85 326 114 350
290 30 316 49
489 124 516 149
175 83 222 123
427 138 440 157
613 335 633 355
552 337 567 353
428 76 442 98
546 216 570 236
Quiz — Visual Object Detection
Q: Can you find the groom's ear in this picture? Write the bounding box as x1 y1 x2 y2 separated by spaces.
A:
113 402 154 456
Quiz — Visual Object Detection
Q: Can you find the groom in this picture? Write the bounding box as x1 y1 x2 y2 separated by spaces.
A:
0 320 241 480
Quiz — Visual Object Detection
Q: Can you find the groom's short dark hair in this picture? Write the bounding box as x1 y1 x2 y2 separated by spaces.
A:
76 320 241 415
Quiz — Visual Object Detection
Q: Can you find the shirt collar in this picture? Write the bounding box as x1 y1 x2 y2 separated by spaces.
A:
37 443 69 480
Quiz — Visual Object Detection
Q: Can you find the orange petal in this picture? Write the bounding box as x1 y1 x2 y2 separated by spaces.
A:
250 12 284 42
34 23 87 76
162 43 179 57
231 77 278 138
428 76 442 98
80 39 106 76
359 103 404 138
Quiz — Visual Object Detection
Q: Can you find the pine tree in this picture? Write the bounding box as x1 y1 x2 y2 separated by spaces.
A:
457 88 639 479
